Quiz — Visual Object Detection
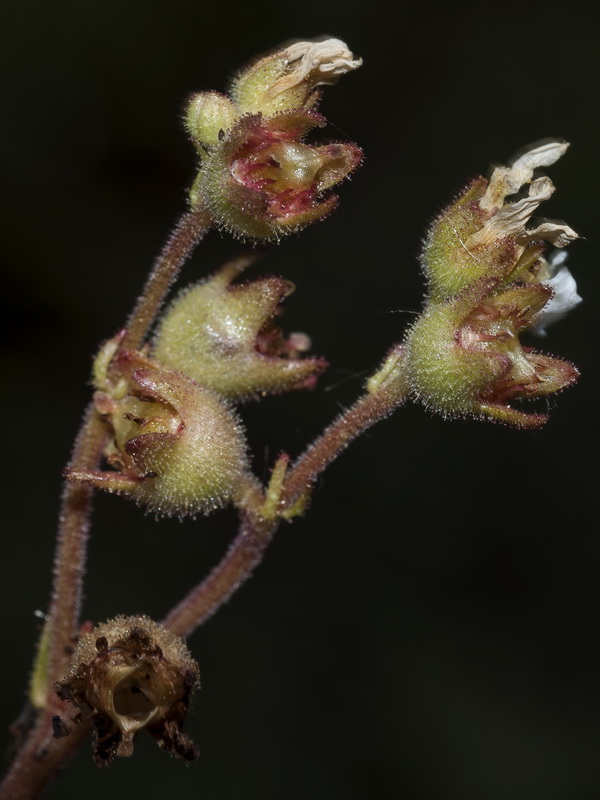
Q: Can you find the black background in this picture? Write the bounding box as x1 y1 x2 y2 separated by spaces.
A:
1 2 598 799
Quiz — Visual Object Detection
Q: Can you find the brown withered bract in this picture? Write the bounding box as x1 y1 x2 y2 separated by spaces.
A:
55 616 199 766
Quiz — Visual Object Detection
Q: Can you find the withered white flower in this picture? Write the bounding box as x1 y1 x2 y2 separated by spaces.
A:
467 140 578 250
268 37 363 98
479 140 569 212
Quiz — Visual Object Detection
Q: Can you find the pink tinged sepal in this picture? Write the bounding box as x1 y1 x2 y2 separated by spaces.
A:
194 109 362 241
68 346 249 518
405 278 579 429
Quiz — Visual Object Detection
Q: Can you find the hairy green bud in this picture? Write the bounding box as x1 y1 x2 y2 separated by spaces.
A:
153 255 327 401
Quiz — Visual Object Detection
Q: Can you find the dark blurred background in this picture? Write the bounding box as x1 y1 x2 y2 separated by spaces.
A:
1 2 598 798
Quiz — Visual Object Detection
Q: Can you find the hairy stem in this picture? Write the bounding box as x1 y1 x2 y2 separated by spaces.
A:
0 712 90 800
283 381 408 507
0 210 214 800
122 207 212 350
46 207 212 693
163 373 408 637
163 511 278 637
46 406 107 689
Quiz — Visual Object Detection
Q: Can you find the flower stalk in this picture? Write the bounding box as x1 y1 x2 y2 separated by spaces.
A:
163 354 409 636
1 38 583 800
123 207 212 349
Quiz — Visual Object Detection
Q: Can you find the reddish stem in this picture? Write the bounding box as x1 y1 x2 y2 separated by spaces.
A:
122 208 212 350
163 511 278 637
0 209 212 800
163 382 408 637
0 712 90 800
283 384 407 506
46 407 107 687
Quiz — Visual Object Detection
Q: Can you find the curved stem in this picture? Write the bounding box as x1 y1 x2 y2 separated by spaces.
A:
0 209 213 800
163 373 408 639
45 208 212 693
282 381 408 507
162 511 278 637
122 207 212 350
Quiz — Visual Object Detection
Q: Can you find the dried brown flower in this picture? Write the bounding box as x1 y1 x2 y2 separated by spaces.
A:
55 616 200 766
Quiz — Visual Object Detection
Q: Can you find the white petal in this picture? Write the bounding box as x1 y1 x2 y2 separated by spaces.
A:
532 266 582 336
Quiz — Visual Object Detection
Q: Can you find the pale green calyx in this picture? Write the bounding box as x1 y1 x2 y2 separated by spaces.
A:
404 278 579 428
152 256 327 401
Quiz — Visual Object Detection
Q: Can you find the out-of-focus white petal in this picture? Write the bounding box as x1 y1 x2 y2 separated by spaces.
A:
532 257 582 336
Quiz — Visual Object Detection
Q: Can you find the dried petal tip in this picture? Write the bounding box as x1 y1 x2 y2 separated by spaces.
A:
480 140 570 212
55 616 200 766
231 37 361 117
422 139 580 301
187 39 362 240
267 38 363 98
467 140 578 250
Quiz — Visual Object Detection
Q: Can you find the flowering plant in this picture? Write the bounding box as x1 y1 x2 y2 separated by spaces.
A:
0 38 581 800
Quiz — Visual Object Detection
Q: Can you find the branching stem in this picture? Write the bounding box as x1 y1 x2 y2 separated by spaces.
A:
0 209 211 800
163 511 278 637
163 378 408 637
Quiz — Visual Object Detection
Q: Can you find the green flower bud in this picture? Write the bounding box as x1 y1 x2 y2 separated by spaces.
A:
153 255 327 401
185 91 238 148
67 340 249 517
